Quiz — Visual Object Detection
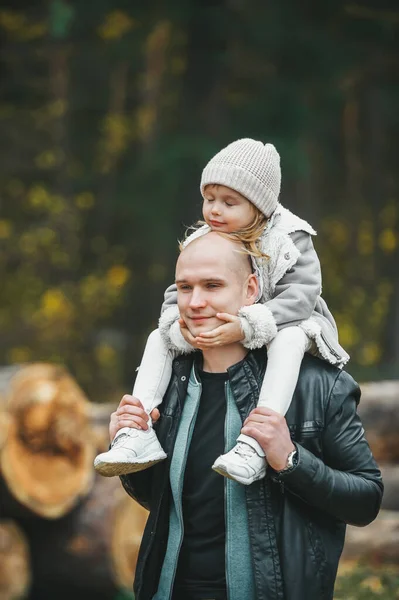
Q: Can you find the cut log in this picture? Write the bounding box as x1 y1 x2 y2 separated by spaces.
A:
0 364 96 519
21 475 148 600
358 380 399 462
0 520 31 600
0 412 9 452
342 510 399 564
88 401 117 453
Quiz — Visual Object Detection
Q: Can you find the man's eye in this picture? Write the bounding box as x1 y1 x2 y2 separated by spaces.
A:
207 283 219 289
178 285 191 291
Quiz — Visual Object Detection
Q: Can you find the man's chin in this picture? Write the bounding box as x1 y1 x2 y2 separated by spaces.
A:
187 317 221 337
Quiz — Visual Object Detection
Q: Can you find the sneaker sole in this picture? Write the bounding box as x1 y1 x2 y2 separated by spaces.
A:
94 454 167 477
212 463 266 486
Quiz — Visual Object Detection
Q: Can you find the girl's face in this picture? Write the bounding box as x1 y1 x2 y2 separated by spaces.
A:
202 185 257 233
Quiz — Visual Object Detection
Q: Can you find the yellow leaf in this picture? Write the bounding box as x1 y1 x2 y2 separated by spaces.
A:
379 228 397 253
95 343 117 366
358 342 381 366
98 10 136 41
0 220 12 239
357 220 374 255
35 150 59 169
107 265 130 288
48 100 67 118
75 192 95 209
28 184 51 208
41 289 73 320
7 347 32 363
360 575 383 592
0 10 26 33
136 105 156 141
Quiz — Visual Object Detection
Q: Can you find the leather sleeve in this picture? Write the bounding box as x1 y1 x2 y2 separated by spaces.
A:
278 372 383 526
266 231 322 329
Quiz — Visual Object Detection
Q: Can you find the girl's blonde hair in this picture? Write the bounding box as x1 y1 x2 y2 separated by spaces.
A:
180 205 269 261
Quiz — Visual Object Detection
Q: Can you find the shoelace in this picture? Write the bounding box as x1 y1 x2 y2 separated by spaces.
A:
233 443 256 461
112 433 128 448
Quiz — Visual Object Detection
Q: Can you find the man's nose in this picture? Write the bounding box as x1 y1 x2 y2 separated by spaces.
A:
189 288 206 308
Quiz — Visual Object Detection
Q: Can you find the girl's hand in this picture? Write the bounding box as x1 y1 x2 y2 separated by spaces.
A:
196 313 244 347
179 318 202 348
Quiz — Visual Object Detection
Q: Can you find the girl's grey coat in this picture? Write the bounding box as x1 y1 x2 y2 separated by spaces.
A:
160 204 349 367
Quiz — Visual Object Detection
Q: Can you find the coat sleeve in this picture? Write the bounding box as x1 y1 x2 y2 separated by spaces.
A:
276 372 383 526
162 283 178 314
266 230 321 329
238 231 322 348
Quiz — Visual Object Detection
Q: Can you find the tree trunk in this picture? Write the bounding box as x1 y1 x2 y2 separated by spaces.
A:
0 520 31 600
0 364 96 519
20 476 147 600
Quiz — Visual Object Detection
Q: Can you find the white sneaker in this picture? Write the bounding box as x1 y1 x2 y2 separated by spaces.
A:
94 427 167 477
212 441 267 485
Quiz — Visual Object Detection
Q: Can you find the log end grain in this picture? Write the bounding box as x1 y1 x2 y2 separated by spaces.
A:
0 520 31 600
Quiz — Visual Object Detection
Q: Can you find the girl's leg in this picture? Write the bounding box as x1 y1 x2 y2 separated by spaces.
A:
257 326 312 414
131 328 177 416
213 326 312 486
94 329 175 477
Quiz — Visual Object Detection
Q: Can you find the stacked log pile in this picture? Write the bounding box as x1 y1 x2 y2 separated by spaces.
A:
342 380 399 565
0 364 147 600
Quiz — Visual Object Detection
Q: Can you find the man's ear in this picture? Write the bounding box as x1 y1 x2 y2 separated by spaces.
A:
243 273 259 306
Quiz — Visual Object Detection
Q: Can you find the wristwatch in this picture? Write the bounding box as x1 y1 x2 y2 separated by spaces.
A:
276 447 298 474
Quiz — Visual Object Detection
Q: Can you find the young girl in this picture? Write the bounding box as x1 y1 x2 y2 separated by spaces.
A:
94 138 349 485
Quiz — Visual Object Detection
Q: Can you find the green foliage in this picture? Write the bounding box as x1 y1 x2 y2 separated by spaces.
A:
335 565 399 599
0 0 398 398
114 591 134 600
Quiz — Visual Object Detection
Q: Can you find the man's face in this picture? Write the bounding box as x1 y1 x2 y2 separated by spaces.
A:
175 234 256 338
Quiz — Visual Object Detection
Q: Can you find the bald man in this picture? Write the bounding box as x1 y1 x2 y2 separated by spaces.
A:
115 232 382 600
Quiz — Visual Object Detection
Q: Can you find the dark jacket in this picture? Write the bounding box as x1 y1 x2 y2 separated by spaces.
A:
121 350 383 600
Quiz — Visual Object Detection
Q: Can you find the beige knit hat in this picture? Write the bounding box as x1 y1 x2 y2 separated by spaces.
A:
200 138 281 218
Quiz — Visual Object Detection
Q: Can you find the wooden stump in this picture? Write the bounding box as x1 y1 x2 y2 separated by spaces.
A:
0 364 96 519
0 520 31 600
21 475 147 600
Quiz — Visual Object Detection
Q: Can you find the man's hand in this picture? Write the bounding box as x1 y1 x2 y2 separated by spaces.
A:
179 313 244 348
109 395 160 442
241 407 295 471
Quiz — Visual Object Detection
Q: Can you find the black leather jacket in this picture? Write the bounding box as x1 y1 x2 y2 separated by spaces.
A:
121 350 383 600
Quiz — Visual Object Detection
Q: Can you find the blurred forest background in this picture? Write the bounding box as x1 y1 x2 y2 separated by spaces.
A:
1 2 399 599
0 0 398 402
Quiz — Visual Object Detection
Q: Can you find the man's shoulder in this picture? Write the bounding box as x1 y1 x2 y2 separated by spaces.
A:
297 354 360 411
